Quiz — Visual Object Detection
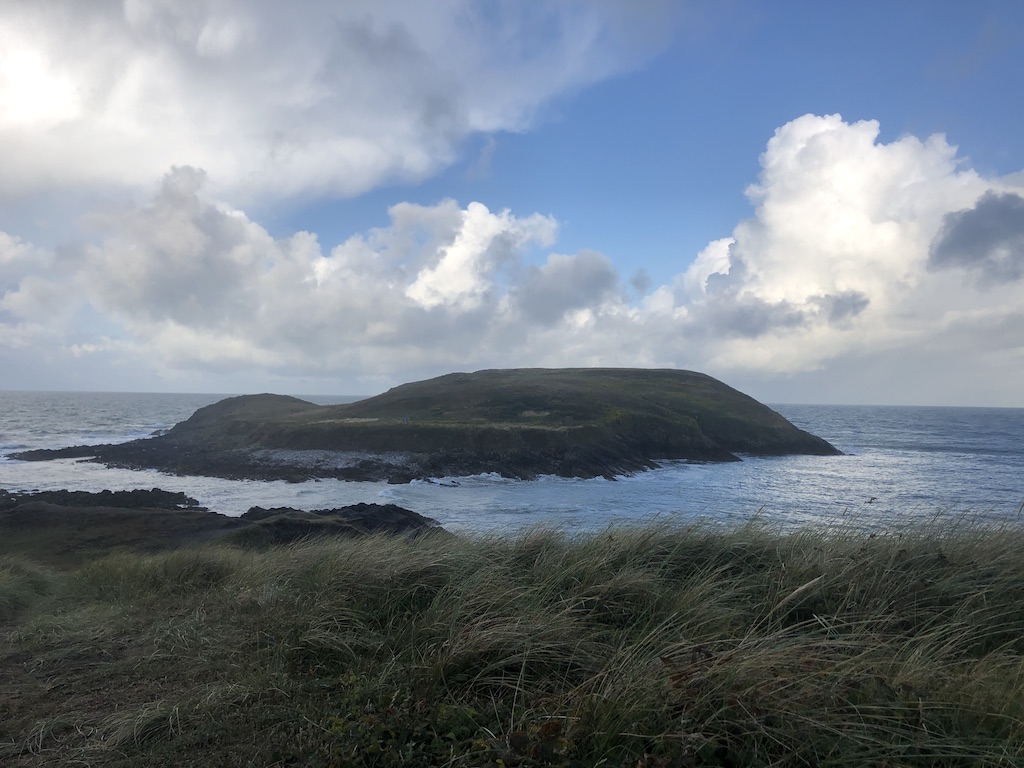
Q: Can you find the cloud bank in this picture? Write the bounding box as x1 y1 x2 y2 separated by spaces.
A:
2 113 1022 402
0 0 670 204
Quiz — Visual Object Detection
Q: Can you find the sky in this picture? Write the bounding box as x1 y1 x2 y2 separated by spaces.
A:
1 1 1023 406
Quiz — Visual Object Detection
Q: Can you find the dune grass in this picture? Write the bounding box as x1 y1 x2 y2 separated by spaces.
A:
2 517 1024 766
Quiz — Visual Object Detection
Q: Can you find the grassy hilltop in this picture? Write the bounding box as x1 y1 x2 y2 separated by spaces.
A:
196 367 838 460
31 368 838 482
3 517 1024 766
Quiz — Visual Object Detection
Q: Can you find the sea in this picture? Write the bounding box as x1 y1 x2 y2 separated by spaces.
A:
1 390 1022 535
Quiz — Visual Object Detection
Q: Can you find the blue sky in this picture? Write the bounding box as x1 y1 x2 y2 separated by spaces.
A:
273 1 1024 287
1 1 1023 405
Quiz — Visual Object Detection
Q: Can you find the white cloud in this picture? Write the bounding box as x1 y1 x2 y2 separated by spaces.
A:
679 237 733 299
12 168 567 382
0 1 671 204
1 114 1022 404
681 114 1009 374
405 202 556 310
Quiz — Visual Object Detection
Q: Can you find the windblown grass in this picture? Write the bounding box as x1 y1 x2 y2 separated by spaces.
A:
3 517 1024 766
0 556 53 623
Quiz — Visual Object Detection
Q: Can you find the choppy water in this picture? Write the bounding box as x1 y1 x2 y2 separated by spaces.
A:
1 391 1022 533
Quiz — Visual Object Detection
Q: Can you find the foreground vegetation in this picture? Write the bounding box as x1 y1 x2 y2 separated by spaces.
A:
3 517 1024 766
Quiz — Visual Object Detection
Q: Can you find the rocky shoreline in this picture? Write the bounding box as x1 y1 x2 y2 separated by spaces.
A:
0 488 444 566
11 441 431 483
11 438 669 484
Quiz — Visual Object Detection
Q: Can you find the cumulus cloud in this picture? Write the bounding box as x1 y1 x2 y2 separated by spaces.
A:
2 113 1023 403
0 0 672 204
405 203 557 311
676 113 1008 373
84 167 275 327
13 168 569 382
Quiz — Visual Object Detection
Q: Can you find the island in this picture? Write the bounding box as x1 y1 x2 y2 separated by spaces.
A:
13 367 839 483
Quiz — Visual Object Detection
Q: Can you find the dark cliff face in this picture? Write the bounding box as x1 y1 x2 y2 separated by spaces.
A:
12 368 840 482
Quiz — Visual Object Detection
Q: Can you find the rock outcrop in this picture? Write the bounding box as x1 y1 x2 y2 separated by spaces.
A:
226 503 444 547
0 490 445 566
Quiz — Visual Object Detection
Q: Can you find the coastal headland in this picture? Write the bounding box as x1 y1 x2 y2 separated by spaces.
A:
13 368 839 483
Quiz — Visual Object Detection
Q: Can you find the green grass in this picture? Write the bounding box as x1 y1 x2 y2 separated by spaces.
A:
3 517 1024 766
169 368 840 463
